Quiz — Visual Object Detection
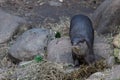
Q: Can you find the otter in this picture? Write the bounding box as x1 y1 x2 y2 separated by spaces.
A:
69 14 95 66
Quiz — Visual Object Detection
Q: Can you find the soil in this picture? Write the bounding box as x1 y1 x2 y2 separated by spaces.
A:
0 0 104 27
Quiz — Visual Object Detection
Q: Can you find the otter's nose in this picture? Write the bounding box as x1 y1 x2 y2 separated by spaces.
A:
72 45 80 55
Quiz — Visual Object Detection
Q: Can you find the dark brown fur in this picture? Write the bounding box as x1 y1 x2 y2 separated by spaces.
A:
69 14 95 66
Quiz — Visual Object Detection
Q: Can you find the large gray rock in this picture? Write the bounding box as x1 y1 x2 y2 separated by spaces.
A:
86 72 105 80
87 65 120 80
94 35 114 67
0 9 26 43
0 0 5 3
47 37 74 65
94 35 113 59
9 28 54 61
92 0 120 34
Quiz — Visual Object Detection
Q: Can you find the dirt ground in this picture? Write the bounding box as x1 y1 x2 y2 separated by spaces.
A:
0 0 104 27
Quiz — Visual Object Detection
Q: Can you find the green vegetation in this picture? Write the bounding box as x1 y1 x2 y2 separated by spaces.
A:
114 48 120 63
34 55 43 62
55 31 61 38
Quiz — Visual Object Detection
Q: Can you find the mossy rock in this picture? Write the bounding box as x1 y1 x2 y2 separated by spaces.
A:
114 48 120 63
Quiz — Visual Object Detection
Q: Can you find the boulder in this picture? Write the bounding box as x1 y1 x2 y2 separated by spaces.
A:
87 65 120 80
94 35 113 59
47 37 74 65
92 0 120 34
0 9 26 43
9 28 54 61
94 35 114 67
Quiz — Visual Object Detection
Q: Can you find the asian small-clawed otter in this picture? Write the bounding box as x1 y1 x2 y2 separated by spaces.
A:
69 14 95 66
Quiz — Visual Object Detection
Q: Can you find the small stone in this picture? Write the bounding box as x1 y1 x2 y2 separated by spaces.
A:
113 34 120 48
59 0 63 2
19 61 33 67
48 1 62 7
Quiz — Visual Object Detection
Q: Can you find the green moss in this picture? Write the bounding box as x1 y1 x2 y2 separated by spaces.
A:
114 48 120 58
114 48 120 63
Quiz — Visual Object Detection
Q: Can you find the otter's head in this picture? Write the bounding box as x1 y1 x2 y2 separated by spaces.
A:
71 38 88 56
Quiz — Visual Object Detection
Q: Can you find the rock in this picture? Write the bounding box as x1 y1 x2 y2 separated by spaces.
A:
87 65 120 80
94 35 113 59
47 37 74 65
106 56 115 67
59 0 63 2
0 9 26 43
114 48 120 63
0 74 5 80
94 35 114 67
0 0 5 3
48 1 62 7
86 72 105 80
113 34 120 48
9 28 54 61
94 42 112 58
105 65 120 80
91 0 120 34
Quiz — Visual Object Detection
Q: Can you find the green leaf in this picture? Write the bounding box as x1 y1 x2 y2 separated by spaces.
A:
34 55 43 62
55 32 61 38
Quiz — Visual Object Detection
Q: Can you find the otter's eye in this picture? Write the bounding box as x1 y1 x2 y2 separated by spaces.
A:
79 39 85 43
78 40 84 45
72 41 78 46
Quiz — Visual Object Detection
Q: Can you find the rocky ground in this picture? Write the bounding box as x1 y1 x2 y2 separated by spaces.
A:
0 0 104 27
0 0 120 80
